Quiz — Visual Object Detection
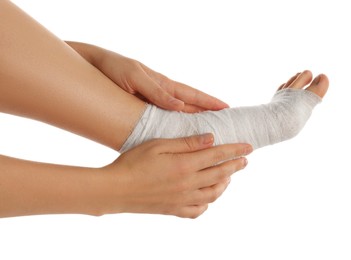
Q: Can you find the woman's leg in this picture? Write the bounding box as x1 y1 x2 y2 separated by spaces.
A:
0 1 145 150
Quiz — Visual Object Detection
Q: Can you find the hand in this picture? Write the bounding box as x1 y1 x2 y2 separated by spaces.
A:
100 134 252 218
66 42 229 112
99 53 229 112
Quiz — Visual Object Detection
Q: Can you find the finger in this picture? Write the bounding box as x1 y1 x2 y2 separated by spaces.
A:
195 157 247 189
173 81 229 111
182 103 207 113
133 73 185 111
181 102 227 113
191 179 230 205
156 133 215 154
185 143 253 170
139 63 228 111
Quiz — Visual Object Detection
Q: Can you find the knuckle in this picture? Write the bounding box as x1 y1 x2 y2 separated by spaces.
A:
191 89 200 103
213 149 227 163
127 60 142 79
225 160 242 174
208 187 222 203
174 179 190 193
214 154 248 175
217 163 231 177
181 137 196 152
206 192 217 203
155 86 165 96
128 59 141 71
149 87 162 101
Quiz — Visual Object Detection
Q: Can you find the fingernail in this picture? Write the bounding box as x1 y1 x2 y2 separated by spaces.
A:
201 133 214 145
242 158 248 168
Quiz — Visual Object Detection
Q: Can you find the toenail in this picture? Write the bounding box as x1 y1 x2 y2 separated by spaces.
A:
313 75 321 85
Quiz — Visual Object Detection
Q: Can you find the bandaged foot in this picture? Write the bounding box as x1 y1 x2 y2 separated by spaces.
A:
120 71 329 152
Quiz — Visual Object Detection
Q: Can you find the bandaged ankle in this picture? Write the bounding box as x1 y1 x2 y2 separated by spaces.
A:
119 88 321 153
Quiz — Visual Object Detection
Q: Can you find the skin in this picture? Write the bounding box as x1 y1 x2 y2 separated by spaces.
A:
0 135 251 218
65 41 229 113
0 1 227 151
0 0 241 219
0 1 329 218
277 70 328 97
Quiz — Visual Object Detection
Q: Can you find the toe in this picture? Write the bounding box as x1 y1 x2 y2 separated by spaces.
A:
287 70 313 89
277 83 285 91
278 72 300 91
305 74 329 98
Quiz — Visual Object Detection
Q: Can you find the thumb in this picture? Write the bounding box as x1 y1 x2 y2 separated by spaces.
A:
134 74 184 111
158 133 214 154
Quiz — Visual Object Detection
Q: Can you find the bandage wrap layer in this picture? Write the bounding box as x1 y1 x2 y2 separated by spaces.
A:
120 89 321 153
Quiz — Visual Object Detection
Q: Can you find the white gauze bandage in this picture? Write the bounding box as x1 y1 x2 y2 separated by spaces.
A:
120 89 321 153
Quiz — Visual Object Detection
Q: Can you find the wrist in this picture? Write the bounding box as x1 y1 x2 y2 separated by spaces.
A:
88 165 127 216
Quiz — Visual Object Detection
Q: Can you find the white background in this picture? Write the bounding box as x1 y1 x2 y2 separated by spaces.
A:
1 0 350 259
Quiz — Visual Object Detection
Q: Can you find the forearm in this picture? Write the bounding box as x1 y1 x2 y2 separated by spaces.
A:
0 154 109 218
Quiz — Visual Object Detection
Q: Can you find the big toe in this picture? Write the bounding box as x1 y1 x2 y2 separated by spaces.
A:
305 74 329 99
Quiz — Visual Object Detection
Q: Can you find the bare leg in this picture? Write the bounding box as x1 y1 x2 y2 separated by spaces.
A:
0 1 145 150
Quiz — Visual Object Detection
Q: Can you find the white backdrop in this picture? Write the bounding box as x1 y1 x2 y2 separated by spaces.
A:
1 0 350 259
